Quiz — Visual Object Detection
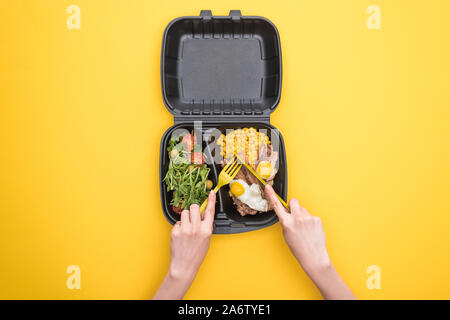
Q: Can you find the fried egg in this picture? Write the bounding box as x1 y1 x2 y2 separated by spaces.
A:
256 160 275 180
229 179 268 212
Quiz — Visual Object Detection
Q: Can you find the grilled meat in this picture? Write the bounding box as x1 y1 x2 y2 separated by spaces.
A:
223 145 277 216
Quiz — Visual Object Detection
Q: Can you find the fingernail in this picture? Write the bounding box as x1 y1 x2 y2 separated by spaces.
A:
209 190 214 195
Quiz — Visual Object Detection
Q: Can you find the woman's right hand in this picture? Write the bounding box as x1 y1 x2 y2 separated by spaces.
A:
264 184 355 300
264 185 331 274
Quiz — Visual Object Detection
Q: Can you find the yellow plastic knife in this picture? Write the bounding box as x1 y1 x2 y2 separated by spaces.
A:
235 153 289 210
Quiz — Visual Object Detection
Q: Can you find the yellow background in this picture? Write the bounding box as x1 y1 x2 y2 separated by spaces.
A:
1 0 449 299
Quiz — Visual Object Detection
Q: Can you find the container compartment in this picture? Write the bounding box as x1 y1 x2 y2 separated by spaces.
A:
159 122 287 234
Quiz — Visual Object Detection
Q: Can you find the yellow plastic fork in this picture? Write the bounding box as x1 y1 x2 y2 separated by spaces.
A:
235 153 289 210
199 157 242 214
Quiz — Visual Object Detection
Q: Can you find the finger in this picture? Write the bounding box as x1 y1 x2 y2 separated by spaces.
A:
172 221 181 234
265 184 288 221
180 209 190 229
189 204 200 230
202 191 216 226
289 198 302 216
300 205 311 217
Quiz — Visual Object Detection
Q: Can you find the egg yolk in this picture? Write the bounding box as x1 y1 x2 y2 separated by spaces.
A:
230 182 245 197
257 161 273 179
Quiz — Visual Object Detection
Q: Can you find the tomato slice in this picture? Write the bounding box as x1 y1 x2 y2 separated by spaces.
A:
181 134 196 151
191 152 204 165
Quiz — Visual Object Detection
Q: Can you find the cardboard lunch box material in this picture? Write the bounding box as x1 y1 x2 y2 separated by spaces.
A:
159 10 287 234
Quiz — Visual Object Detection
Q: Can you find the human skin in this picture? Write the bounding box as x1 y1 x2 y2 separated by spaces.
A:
264 184 356 300
153 186 355 300
153 191 216 300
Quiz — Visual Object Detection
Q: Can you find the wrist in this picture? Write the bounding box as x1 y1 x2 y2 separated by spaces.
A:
168 263 197 283
302 260 356 300
303 255 333 277
154 265 196 300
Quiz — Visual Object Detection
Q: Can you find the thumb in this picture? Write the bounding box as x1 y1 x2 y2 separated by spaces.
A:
202 190 216 226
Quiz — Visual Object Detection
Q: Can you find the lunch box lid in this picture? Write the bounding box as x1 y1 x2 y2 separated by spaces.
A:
161 10 282 123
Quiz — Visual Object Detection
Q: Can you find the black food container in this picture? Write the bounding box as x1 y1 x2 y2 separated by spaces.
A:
159 10 287 234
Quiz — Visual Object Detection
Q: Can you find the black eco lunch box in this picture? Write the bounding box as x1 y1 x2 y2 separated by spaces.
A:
159 10 287 234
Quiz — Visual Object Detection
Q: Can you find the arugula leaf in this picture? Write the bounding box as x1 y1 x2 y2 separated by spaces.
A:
163 146 210 210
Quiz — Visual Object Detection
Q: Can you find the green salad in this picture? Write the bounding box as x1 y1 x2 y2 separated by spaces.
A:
163 133 212 213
